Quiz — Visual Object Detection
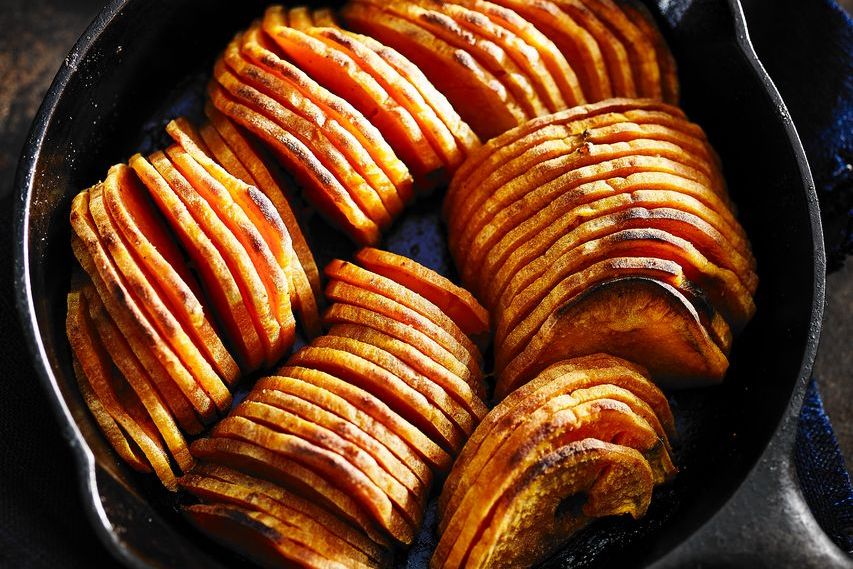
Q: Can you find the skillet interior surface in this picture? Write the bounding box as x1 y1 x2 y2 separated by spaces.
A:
14 0 826 567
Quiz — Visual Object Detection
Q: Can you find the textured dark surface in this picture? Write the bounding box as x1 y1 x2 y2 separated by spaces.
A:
0 1 850 568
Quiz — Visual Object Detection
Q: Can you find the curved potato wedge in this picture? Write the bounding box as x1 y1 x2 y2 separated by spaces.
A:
354 247 490 338
263 6 443 189
179 473 378 568
341 1 526 139
450 440 655 569
498 277 730 397
258 373 433 486
189 462 390 564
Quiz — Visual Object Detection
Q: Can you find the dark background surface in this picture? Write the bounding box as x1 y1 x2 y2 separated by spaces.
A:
0 0 849 567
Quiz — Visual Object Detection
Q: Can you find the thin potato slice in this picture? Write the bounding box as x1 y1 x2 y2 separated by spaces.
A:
211 415 415 543
263 6 444 189
322 303 480 398
233 400 423 530
71 193 217 423
190 462 390 564
288 344 463 454
434 397 665 568
89 178 232 416
487 0 611 101
498 277 730 397
307 25 464 173
129 153 265 371
240 24 414 204
354 247 490 338
279 364 452 473
208 83 382 246
341 1 526 139
68 286 153 471
365 0 547 119
325 280 481 383
258 373 434 485
104 165 239 386
184 503 352 569
327 323 488 418
325 259 481 365
621 1 679 103
179 473 377 569
249 386 426 498
447 440 654 569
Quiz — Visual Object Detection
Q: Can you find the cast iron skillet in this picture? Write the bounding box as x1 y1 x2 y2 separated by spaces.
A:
13 0 853 567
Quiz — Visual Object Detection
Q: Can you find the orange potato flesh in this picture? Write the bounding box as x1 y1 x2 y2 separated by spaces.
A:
180 473 377 568
353 247 490 338
208 82 382 246
621 1 680 103
259 372 433 486
248 386 426 498
325 259 481 366
341 1 526 139
232 399 423 529
240 23 414 203
222 37 405 225
89 176 233 416
68 285 155 472
189 462 390 564
280 363 452 473
449 440 655 569
129 153 266 371
263 6 444 189
103 165 240 386
364 0 548 120
497 277 730 397
487 0 611 101
71 193 217 423
322 303 480 399
214 57 394 232
434 397 665 568
288 343 463 455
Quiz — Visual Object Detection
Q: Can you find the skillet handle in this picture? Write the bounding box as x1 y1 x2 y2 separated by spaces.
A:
650 410 853 568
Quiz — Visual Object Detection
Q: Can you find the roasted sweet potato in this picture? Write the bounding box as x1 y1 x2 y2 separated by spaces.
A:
621 0 679 103
498 277 730 397
342 1 526 138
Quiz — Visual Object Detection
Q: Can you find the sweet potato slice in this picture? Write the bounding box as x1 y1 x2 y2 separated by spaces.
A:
325 259 481 364
314 20 481 160
248 386 426 498
449 440 655 569
129 153 265 371
491 196 757 312
104 165 240 385
487 0 611 101
240 24 414 204
184 503 354 569
278 363 452 473
498 277 730 396
263 6 443 189
307 25 464 174
353 247 490 338
621 1 679 103
439 353 672 524
211 415 414 543
322 303 480 398
258 372 434 485
71 192 218 423
189 463 389 564
89 178 232 416
288 344 463 455
434 397 664 568
364 0 547 119
232 399 423 529
68 286 155 472
208 83 381 246
577 0 663 98
341 1 526 139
